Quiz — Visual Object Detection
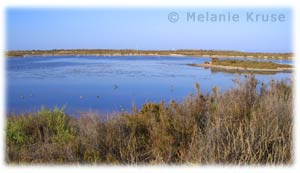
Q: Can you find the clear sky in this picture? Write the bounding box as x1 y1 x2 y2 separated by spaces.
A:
6 8 292 53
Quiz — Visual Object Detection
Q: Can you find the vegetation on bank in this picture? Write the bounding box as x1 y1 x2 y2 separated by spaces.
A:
6 75 293 164
210 58 292 69
6 49 293 59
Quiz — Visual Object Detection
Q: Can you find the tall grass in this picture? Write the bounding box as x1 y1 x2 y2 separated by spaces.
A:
6 75 293 165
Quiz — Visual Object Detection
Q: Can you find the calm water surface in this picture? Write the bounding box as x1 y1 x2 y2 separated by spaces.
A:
7 56 292 115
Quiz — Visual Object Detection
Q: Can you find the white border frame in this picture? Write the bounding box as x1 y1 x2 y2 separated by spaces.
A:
0 0 299 173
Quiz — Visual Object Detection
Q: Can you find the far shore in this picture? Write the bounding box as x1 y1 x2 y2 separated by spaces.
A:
7 53 188 58
6 49 293 60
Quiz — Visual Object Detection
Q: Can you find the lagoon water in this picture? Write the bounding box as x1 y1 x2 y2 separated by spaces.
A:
7 56 292 115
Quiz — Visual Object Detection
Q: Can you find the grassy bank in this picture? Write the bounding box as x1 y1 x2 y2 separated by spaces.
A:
190 58 293 73
6 49 293 59
211 58 292 69
6 75 293 165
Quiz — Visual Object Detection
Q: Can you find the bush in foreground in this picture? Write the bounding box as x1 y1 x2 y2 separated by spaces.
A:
6 75 293 165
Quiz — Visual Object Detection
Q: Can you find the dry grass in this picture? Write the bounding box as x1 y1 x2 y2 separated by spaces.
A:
6 75 293 165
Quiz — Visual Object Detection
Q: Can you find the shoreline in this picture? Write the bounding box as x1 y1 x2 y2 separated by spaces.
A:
6 49 293 60
6 53 293 60
190 63 294 73
7 53 188 58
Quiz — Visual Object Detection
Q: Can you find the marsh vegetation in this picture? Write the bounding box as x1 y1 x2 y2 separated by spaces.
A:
190 58 293 73
210 58 292 69
6 75 293 165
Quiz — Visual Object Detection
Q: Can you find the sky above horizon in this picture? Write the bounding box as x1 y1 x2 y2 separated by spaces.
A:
6 8 292 53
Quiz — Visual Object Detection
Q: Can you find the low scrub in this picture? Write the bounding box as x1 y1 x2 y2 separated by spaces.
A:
211 58 292 69
6 75 293 165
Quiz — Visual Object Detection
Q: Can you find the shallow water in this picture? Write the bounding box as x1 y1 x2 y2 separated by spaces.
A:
6 56 292 115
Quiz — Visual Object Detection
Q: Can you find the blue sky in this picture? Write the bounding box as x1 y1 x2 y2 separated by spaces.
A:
6 8 292 53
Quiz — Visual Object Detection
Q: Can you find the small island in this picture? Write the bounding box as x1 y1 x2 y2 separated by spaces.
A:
190 58 293 73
